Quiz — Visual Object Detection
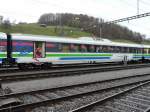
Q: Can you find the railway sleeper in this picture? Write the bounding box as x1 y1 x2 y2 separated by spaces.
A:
105 101 144 112
18 63 52 69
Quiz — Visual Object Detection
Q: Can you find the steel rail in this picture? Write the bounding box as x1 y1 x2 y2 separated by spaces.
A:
0 63 118 73
0 77 150 112
1 63 150 82
69 81 150 112
0 73 150 99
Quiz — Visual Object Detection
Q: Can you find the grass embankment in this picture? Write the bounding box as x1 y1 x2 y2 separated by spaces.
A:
0 23 91 38
0 23 149 45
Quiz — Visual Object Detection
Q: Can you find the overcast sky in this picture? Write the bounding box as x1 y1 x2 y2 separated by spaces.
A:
0 0 150 38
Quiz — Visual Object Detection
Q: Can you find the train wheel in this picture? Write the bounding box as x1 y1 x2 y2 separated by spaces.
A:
41 63 52 69
18 63 29 70
18 63 25 70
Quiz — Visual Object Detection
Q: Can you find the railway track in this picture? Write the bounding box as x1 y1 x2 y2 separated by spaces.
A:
70 82 150 112
0 63 149 74
1 63 150 82
1 74 150 112
0 63 119 73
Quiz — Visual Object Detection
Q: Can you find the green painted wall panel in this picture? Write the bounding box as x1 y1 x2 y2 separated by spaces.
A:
46 53 112 57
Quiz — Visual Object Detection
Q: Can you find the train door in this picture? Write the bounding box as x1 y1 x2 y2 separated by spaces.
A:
34 42 45 58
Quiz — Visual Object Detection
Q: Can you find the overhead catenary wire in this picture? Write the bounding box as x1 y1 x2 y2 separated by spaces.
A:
106 12 150 24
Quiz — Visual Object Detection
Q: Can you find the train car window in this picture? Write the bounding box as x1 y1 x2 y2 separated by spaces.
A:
70 44 78 52
128 47 131 53
70 44 79 52
108 46 112 53
131 48 135 53
135 48 139 53
141 48 144 54
148 49 150 54
80 44 87 52
46 42 62 52
96 46 101 53
129 47 136 53
88 45 95 53
123 47 128 53
119 47 121 53
96 47 99 53
135 48 137 53
130 47 133 53
96 46 105 53
138 48 141 53
109 46 114 53
144 48 148 54
114 46 120 53
109 46 113 53
113 47 116 53
146 48 148 54
98 46 102 53
134 48 137 53
62 43 70 52
132 48 134 53
143 49 145 54
143 48 146 54
102 46 112 53
121 47 125 53
12 40 33 56
127 47 130 53
119 47 122 53
129 48 132 53
133 48 136 53
137 48 140 54
101 46 107 53
13 40 33 52
135 48 139 54
138 48 140 53
0 39 7 52
70 44 75 52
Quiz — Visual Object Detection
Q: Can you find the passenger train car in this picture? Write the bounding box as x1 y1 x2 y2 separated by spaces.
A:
0 32 150 68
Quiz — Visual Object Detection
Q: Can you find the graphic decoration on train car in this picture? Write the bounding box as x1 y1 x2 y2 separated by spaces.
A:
0 40 7 52
46 42 62 52
12 40 33 57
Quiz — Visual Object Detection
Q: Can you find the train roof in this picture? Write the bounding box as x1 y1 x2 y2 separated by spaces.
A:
1 32 150 48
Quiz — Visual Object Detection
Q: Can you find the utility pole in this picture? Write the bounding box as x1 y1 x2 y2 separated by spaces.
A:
59 14 63 36
137 0 139 15
0 16 3 25
99 18 102 38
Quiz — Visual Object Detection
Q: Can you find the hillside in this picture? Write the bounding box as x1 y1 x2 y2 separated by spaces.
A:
0 23 91 38
39 13 145 43
0 23 149 44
